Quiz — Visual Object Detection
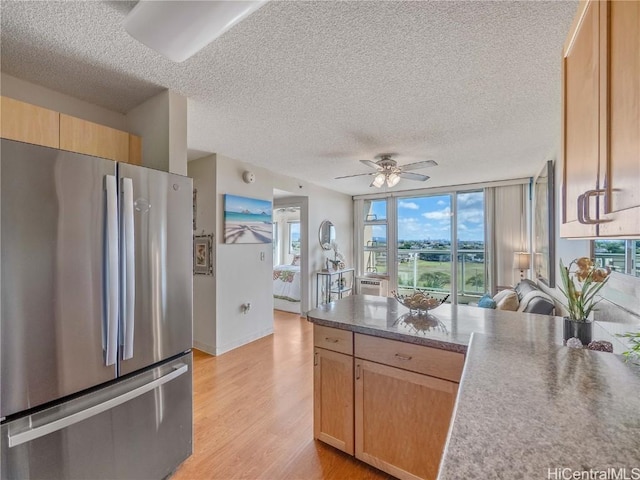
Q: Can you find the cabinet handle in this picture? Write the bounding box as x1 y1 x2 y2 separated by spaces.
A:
577 189 612 225
394 353 412 361
324 337 339 343
356 364 361 380
314 352 318 366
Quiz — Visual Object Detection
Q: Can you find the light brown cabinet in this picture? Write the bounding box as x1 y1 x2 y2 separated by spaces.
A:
561 0 640 238
1 97 142 165
312 325 463 480
60 114 130 163
355 359 458 480
0 96 60 148
313 324 354 454
313 347 354 455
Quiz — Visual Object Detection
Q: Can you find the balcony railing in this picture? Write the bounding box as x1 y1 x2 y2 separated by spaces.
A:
396 248 485 297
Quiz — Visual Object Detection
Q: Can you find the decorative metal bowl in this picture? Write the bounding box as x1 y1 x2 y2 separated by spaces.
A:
392 290 449 315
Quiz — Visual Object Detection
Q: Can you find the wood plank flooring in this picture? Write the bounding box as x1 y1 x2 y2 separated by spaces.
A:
172 311 392 480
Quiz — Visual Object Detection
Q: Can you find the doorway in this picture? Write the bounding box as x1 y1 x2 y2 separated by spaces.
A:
273 190 309 315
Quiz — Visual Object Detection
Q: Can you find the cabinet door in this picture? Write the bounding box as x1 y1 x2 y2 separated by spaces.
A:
355 359 458 480
60 114 129 162
599 0 640 236
0 96 59 148
561 0 600 238
313 347 354 455
128 134 143 166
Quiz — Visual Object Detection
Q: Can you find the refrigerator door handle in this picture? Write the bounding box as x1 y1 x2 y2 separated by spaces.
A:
105 175 119 367
121 177 135 360
7 363 188 448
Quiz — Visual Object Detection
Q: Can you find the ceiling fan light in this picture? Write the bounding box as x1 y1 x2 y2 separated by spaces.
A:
124 0 269 62
386 173 400 187
372 173 386 188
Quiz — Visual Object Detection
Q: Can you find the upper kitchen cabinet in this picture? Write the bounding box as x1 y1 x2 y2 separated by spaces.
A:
0 96 60 148
60 114 130 163
598 0 640 236
561 0 640 238
1 97 142 165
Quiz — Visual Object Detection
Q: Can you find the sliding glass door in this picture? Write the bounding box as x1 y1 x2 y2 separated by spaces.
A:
456 192 485 302
396 195 453 296
393 191 485 303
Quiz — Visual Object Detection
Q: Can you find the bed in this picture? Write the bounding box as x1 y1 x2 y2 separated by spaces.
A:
273 264 301 313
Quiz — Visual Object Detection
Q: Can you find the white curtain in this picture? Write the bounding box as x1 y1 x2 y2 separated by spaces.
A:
485 184 529 292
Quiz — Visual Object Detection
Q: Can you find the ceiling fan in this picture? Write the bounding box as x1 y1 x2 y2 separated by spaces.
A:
335 154 438 188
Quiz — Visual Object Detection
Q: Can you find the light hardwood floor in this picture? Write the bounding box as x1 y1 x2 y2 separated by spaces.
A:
172 310 392 480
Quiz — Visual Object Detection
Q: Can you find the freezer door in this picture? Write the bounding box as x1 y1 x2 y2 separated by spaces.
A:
1 353 193 480
118 164 193 375
1 139 118 418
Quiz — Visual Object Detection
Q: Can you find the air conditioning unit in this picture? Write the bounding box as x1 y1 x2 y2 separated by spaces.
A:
356 277 389 297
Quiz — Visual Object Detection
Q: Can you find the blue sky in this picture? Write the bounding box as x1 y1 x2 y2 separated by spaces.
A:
368 193 485 242
225 194 272 215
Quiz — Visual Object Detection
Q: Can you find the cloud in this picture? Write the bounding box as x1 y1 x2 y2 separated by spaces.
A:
437 200 446 206
399 201 419 210
423 207 451 220
457 192 483 208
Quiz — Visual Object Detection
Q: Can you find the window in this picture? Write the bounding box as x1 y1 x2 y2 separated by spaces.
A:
357 190 486 304
594 239 639 277
363 200 388 274
456 192 485 300
289 222 300 254
397 195 452 294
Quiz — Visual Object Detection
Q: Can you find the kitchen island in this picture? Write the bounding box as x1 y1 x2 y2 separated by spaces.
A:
307 295 640 480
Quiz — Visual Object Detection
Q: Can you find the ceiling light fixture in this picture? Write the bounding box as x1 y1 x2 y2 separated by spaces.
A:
371 173 386 188
386 173 401 187
124 0 269 62
370 172 401 188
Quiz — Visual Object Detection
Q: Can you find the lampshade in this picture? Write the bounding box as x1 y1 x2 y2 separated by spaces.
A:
371 173 386 188
124 0 269 62
513 252 531 270
386 173 400 187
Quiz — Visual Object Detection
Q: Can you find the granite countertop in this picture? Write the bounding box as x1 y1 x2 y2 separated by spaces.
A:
306 295 640 478
306 295 629 354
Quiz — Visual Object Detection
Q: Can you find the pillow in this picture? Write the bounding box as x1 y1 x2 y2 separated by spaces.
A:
493 289 514 304
495 290 519 311
477 293 497 309
291 255 301 266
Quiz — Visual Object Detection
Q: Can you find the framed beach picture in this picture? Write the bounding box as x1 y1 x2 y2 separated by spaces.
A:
194 234 213 275
223 194 273 244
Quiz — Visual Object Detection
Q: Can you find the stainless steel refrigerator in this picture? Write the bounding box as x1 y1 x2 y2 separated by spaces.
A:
0 138 193 479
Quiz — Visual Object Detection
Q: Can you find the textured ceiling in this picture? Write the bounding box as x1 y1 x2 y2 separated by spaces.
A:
0 0 577 195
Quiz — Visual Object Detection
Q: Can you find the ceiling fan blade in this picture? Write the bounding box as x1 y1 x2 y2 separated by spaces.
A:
359 159 382 170
399 172 430 182
335 172 376 180
401 160 438 171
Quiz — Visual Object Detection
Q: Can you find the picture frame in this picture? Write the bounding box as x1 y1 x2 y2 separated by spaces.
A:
223 194 273 244
194 234 213 275
193 188 197 231
534 160 555 287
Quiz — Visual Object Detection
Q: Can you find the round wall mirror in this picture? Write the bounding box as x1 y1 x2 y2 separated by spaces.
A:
319 220 336 249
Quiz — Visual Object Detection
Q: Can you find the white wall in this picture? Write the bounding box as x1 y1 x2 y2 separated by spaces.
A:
189 153 354 355
215 155 275 354
126 90 188 175
1 73 127 129
188 155 217 354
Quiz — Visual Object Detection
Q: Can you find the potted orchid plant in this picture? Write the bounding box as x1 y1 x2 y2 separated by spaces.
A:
558 257 610 345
